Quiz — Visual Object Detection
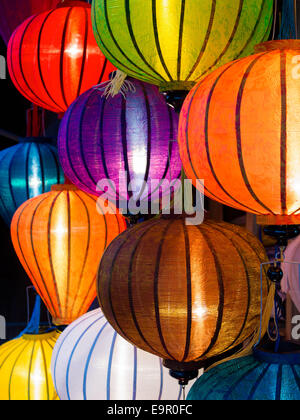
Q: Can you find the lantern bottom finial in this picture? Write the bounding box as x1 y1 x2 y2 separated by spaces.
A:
257 214 300 225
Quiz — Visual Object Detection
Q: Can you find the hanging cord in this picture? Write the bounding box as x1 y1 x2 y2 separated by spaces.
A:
0 129 19 142
17 289 41 338
272 0 278 40
182 386 186 401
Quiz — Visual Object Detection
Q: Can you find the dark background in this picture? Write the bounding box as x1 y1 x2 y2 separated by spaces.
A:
0 0 297 343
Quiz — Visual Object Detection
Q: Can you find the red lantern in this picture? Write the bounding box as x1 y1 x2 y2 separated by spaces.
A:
7 0 115 113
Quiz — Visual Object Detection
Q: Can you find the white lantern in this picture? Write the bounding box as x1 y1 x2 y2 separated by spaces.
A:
51 309 196 400
282 236 300 312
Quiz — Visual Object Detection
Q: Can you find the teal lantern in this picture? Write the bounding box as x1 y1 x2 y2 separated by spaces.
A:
187 349 300 400
0 138 64 225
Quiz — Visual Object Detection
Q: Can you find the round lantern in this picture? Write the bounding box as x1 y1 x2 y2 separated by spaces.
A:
187 349 300 400
11 184 126 326
0 0 59 45
92 0 273 91
97 217 270 370
281 236 300 312
0 329 60 400
58 78 181 210
179 39 300 225
51 309 196 400
7 0 116 113
0 138 64 225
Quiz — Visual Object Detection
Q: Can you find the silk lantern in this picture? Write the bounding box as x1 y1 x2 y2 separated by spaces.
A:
51 309 196 400
7 0 116 113
11 184 126 326
0 138 64 225
179 39 300 225
187 349 300 400
92 0 273 91
281 236 300 312
0 329 60 400
0 0 59 45
58 78 181 210
97 217 270 370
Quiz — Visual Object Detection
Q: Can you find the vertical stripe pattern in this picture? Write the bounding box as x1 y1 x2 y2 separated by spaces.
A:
51 309 190 400
7 3 116 113
97 217 269 364
10 188 126 326
0 331 60 400
92 0 273 88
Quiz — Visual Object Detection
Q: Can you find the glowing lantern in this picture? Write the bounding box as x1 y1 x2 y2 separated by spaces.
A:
0 138 64 225
187 349 300 400
0 0 59 45
11 184 126 326
97 216 270 370
179 39 300 225
0 330 60 400
51 309 196 400
7 1 116 113
58 78 181 210
92 0 273 90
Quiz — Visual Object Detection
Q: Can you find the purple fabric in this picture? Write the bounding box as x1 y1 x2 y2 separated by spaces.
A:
0 0 59 45
58 78 181 204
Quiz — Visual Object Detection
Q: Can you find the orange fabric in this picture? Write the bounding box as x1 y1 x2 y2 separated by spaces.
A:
11 186 126 325
179 40 300 224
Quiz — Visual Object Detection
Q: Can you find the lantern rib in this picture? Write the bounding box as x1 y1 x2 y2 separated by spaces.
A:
65 191 72 321
124 0 168 83
120 96 132 199
27 341 36 400
181 221 192 363
101 0 163 84
7 143 23 209
291 366 300 391
8 341 31 400
280 51 287 214
176 0 186 81
132 346 137 400
247 363 271 400
40 340 50 400
153 219 177 360
106 330 117 400
185 0 216 82
193 226 224 360
127 220 165 357
76 6 89 99
36 143 45 194
37 9 64 112
25 142 32 201
235 52 276 215
223 361 262 400
275 365 283 400
59 7 73 110
0 340 26 369
48 145 63 185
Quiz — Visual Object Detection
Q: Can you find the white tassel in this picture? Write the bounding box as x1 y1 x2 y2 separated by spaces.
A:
95 70 136 98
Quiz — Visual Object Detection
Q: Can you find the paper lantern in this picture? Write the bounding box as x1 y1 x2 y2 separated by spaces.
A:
92 0 273 91
97 217 269 368
179 39 300 225
187 349 300 400
0 330 60 400
281 236 300 312
0 138 64 225
11 184 126 326
58 78 181 209
51 309 196 400
7 1 116 113
0 0 59 45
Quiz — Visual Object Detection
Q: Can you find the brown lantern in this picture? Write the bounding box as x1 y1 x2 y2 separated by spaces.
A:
97 216 270 377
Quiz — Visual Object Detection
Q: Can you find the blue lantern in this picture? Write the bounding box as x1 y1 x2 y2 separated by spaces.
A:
187 349 300 401
0 137 64 225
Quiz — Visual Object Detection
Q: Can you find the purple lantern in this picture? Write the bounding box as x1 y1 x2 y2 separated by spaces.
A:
58 78 181 212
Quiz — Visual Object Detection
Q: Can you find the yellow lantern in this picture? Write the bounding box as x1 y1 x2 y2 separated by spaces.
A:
0 330 60 400
92 0 274 91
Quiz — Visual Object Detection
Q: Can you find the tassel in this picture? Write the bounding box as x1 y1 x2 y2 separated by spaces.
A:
278 0 297 40
96 70 136 98
205 283 276 371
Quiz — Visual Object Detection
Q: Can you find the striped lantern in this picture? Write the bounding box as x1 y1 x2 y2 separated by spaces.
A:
0 330 60 400
179 39 300 225
187 349 300 400
92 0 273 90
97 217 270 367
0 138 64 225
11 184 126 326
58 78 181 210
7 1 116 113
51 309 195 400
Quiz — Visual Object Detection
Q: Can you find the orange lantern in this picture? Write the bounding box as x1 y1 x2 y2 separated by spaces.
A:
11 184 126 325
97 216 270 373
7 0 116 113
179 40 300 225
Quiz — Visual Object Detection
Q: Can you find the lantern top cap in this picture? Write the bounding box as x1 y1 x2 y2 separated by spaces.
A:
56 0 91 9
253 348 300 365
255 39 300 53
22 330 58 341
51 184 78 192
